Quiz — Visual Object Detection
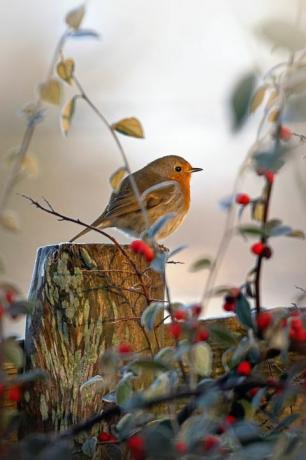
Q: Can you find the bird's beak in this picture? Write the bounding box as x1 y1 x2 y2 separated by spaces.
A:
190 167 203 173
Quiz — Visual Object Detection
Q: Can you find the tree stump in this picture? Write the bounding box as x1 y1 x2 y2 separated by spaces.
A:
23 243 164 434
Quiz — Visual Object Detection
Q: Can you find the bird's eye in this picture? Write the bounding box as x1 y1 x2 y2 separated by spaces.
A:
175 166 182 172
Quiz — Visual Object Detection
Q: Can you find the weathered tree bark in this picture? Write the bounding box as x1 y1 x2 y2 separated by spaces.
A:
23 243 164 435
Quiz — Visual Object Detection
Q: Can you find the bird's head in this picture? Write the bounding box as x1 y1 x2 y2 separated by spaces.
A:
148 155 203 185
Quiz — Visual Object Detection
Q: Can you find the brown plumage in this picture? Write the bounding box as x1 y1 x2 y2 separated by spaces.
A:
70 155 202 242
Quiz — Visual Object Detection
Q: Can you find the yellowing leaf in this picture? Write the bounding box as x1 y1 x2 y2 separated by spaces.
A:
21 154 39 178
112 117 144 138
252 201 265 222
61 97 77 136
266 90 279 110
65 4 86 29
109 167 127 192
0 210 20 232
287 229 305 239
39 79 62 106
191 342 212 377
268 109 280 123
250 85 267 113
56 58 75 84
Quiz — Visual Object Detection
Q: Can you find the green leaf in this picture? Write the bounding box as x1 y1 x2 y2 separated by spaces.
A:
141 302 165 332
269 224 292 237
253 146 287 173
15 369 48 384
209 324 238 347
65 4 86 29
112 117 144 138
189 257 212 272
191 342 212 377
129 359 171 373
116 413 134 441
116 381 132 406
3 338 24 369
82 437 97 458
231 72 257 131
154 347 175 365
238 224 265 237
39 79 62 106
236 294 253 329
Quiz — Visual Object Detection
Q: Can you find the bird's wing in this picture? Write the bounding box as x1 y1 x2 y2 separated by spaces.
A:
102 178 178 220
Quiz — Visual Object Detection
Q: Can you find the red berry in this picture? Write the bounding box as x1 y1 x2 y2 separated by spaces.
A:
225 415 236 425
174 309 188 321
130 240 143 253
97 432 117 443
175 441 188 455
251 241 265 256
291 317 303 330
5 290 15 304
223 301 236 312
118 343 132 354
169 322 182 339
262 246 273 259
235 193 251 206
256 312 273 330
191 304 202 318
249 387 259 397
143 245 155 263
8 385 22 402
264 170 274 184
195 328 209 342
279 126 293 141
0 304 5 319
127 435 145 460
237 361 252 376
203 435 219 451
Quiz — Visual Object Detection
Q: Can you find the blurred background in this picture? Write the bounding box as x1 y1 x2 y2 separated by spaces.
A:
1 0 305 337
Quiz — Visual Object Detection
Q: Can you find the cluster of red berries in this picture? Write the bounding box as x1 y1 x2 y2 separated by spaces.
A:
130 240 155 263
222 288 240 313
256 311 273 331
251 241 272 259
168 307 209 342
0 384 22 402
0 289 16 318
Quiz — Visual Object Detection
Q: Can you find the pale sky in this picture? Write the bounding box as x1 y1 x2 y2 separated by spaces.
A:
1 0 305 337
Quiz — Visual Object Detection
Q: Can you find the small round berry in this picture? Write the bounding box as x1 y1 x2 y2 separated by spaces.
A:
97 432 117 443
127 435 145 460
256 311 273 330
8 385 22 402
251 241 265 256
249 387 259 397
169 322 182 339
130 240 143 253
236 361 252 376
262 246 273 259
143 245 155 263
279 125 293 141
235 193 251 206
223 301 236 312
174 309 188 321
203 435 219 451
195 328 209 342
175 441 188 455
5 290 15 304
264 170 274 184
118 343 133 354
191 304 202 318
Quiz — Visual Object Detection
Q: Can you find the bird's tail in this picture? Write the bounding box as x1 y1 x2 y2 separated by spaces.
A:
69 215 109 243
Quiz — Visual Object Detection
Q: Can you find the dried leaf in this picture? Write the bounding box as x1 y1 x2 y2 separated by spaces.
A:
112 117 144 138
287 229 305 239
268 109 280 123
0 210 20 232
61 97 77 136
250 85 267 113
21 154 39 178
65 4 86 29
109 167 127 192
56 58 75 84
256 20 306 52
252 201 265 222
39 79 62 106
266 90 279 110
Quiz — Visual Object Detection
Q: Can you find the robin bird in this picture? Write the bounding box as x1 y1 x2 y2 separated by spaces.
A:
70 155 202 242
